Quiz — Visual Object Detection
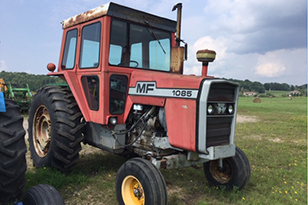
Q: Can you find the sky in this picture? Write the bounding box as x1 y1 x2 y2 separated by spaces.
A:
0 0 307 86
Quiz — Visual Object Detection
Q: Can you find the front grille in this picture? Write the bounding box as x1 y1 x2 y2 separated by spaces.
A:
206 116 232 147
206 82 237 148
208 83 236 102
197 79 239 154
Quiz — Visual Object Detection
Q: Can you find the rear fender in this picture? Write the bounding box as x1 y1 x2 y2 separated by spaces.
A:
48 72 90 121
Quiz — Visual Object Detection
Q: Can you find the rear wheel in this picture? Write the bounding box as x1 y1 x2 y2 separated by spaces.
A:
21 184 65 205
116 158 167 205
28 86 84 172
203 147 250 190
0 99 27 204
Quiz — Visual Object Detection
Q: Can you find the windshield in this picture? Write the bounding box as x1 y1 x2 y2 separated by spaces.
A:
109 19 171 71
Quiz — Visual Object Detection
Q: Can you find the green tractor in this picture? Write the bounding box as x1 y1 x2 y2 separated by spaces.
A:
0 78 32 113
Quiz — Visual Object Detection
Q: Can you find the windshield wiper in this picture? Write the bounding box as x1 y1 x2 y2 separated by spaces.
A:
145 21 166 54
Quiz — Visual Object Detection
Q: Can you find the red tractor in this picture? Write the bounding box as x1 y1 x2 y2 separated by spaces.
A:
28 2 250 204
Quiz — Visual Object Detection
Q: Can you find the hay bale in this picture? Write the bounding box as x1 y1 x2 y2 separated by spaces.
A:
253 97 261 103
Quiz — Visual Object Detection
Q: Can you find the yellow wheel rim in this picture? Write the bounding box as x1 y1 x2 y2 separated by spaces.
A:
122 175 145 205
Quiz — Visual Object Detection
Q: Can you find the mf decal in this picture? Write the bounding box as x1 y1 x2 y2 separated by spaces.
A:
129 82 198 99
136 82 155 93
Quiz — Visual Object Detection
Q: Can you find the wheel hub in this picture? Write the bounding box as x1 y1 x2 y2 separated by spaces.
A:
122 175 145 205
209 160 232 184
133 187 143 197
33 105 52 157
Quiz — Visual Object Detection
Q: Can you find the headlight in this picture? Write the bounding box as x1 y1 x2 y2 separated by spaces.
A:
109 117 118 125
227 104 234 114
207 104 214 114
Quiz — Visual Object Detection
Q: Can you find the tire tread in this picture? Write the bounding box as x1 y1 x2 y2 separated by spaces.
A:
0 99 26 204
28 86 84 172
204 146 250 190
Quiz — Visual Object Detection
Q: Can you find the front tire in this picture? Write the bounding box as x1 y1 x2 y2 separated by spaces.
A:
116 158 168 205
203 147 250 190
0 99 27 204
28 86 84 172
21 184 65 205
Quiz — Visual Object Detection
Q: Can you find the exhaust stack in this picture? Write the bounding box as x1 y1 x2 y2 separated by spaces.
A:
172 3 182 47
171 3 186 74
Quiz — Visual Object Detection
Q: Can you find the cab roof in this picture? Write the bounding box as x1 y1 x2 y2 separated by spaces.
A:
62 2 177 32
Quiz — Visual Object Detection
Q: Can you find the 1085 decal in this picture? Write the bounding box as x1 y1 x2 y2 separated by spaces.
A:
172 90 193 97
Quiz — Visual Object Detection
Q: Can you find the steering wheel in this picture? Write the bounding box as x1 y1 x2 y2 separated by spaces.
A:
118 60 139 67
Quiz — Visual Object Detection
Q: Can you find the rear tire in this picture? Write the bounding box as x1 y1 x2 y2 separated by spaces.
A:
203 147 250 190
0 99 27 204
28 86 84 172
21 184 65 205
116 158 168 205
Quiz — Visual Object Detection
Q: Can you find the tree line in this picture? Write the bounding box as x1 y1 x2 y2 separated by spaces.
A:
0 71 65 91
0 71 306 94
227 78 307 94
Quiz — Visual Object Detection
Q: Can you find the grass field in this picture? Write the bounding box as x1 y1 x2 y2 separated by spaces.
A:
24 96 307 204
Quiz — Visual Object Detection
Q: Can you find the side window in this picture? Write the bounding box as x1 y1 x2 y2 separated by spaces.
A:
61 29 77 69
130 43 142 68
109 20 126 66
109 75 128 114
80 22 101 68
81 76 99 111
109 45 122 65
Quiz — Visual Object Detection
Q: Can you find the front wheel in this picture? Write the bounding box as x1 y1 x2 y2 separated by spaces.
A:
21 184 65 205
203 147 250 190
116 158 167 205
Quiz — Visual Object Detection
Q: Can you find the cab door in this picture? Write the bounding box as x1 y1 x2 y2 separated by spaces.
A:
77 20 104 124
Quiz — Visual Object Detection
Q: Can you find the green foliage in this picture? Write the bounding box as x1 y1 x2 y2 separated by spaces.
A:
227 78 307 95
228 78 266 93
0 71 65 91
264 82 291 91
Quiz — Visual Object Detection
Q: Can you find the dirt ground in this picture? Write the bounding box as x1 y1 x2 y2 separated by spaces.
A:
236 115 259 123
23 118 28 139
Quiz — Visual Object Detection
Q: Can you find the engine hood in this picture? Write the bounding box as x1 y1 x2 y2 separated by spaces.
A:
129 70 213 89
128 70 214 99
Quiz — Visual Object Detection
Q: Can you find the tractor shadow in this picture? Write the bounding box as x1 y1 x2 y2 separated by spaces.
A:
25 144 126 190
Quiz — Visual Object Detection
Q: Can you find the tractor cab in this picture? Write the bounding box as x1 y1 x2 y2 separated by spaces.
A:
56 2 182 73
48 2 190 125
